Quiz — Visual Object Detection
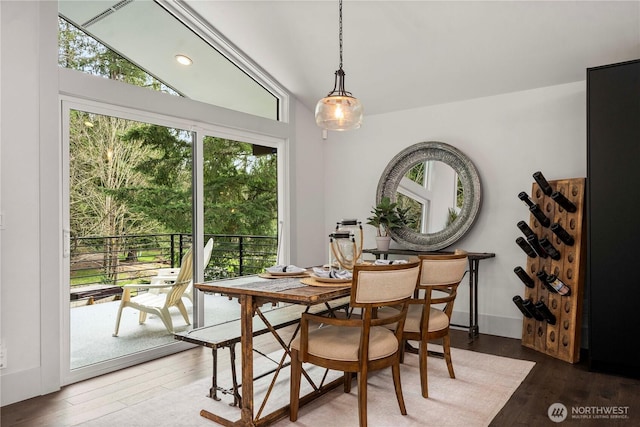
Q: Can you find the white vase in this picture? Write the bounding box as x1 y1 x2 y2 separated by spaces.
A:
375 236 391 251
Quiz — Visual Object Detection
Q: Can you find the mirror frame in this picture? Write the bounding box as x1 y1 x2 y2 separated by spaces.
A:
376 141 481 251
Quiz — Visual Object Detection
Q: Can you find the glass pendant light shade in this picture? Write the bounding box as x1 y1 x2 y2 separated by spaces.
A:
315 94 363 131
315 0 363 131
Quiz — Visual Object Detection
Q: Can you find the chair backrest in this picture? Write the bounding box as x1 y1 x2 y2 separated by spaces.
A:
418 252 468 288
351 261 421 306
203 238 214 270
417 252 468 321
165 247 193 307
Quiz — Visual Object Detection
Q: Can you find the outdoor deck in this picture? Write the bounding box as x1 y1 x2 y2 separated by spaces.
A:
70 291 284 370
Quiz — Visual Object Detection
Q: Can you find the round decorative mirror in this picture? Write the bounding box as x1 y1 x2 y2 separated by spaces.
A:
376 141 481 251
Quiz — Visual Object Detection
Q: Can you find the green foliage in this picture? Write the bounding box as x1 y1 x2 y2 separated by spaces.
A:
446 207 459 227
110 123 278 238
115 125 193 233
366 197 406 237
58 17 177 94
69 111 160 240
395 193 422 232
405 162 426 185
202 137 277 237
456 175 464 208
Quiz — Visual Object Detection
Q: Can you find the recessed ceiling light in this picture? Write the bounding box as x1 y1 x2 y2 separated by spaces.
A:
175 54 193 66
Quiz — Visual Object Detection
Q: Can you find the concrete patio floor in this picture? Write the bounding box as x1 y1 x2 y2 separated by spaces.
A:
69 292 283 370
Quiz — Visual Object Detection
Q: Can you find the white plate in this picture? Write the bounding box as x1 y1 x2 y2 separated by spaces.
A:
310 274 352 283
265 270 308 276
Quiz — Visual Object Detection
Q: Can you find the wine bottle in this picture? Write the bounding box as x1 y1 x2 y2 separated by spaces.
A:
551 191 577 213
534 300 557 325
531 205 551 228
517 220 536 239
514 266 535 288
546 274 572 296
522 298 545 321
539 237 561 260
536 270 548 283
516 237 537 258
550 222 575 246
527 235 548 258
533 171 553 196
537 271 557 293
518 191 535 208
519 192 551 227
512 295 534 318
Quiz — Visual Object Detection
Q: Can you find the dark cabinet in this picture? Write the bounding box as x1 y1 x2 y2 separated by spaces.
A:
587 59 640 378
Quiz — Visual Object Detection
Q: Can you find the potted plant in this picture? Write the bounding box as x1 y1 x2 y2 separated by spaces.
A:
366 196 404 251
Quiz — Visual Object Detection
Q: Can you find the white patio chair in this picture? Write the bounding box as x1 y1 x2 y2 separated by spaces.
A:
150 238 214 303
112 247 193 336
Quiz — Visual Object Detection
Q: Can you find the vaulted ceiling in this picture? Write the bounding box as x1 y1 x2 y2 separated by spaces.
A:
61 1 640 117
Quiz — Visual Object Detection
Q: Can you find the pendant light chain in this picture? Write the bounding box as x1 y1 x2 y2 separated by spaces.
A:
338 0 343 70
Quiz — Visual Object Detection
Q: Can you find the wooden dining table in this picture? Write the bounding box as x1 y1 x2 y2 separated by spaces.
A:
194 275 352 427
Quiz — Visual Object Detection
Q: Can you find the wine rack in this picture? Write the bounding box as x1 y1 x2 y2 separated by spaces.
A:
519 177 586 363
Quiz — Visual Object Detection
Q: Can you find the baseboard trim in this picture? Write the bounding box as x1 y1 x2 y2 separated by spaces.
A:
1 366 47 407
451 310 523 339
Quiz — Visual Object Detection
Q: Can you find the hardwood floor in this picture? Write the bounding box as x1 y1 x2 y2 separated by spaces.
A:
2 330 638 426
452 332 639 426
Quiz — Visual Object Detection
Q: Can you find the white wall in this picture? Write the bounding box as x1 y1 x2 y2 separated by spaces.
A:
290 103 327 268
323 82 587 338
1 0 61 406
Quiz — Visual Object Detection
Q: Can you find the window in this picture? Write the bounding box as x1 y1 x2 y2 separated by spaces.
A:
58 0 280 120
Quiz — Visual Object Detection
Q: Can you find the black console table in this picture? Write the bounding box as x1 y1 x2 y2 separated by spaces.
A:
363 249 495 340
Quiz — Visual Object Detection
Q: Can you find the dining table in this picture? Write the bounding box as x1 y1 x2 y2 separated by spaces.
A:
194 274 352 427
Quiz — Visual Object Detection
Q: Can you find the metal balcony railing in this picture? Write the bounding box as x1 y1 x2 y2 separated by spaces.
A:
69 233 278 290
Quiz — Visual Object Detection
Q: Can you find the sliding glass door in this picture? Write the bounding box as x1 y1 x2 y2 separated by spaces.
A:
200 133 280 326
62 101 198 383
61 99 285 385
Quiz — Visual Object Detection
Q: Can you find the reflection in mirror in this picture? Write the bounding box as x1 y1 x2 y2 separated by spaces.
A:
376 141 481 251
396 161 463 234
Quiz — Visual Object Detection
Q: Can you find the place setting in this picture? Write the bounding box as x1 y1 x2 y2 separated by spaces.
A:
258 264 353 288
300 266 353 287
258 264 310 279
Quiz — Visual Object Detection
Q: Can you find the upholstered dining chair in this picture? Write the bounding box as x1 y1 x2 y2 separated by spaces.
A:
378 251 468 398
289 261 421 427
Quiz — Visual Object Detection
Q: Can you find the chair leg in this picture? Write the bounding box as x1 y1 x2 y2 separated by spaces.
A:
443 333 455 379
176 300 191 325
139 311 147 324
158 308 175 333
112 303 125 337
344 371 352 393
357 370 368 427
419 341 429 398
289 349 302 422
392 360 407 415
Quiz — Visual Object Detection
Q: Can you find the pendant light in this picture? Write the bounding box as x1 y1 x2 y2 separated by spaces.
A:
315 0 363 131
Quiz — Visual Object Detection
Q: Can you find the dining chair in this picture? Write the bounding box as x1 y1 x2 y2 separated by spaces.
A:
378 252 468 398
289 261 421 427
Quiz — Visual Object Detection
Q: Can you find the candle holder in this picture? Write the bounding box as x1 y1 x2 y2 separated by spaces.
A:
329 219 363 270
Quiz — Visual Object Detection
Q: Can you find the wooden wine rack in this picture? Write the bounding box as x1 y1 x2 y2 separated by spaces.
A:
520 177 586 363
